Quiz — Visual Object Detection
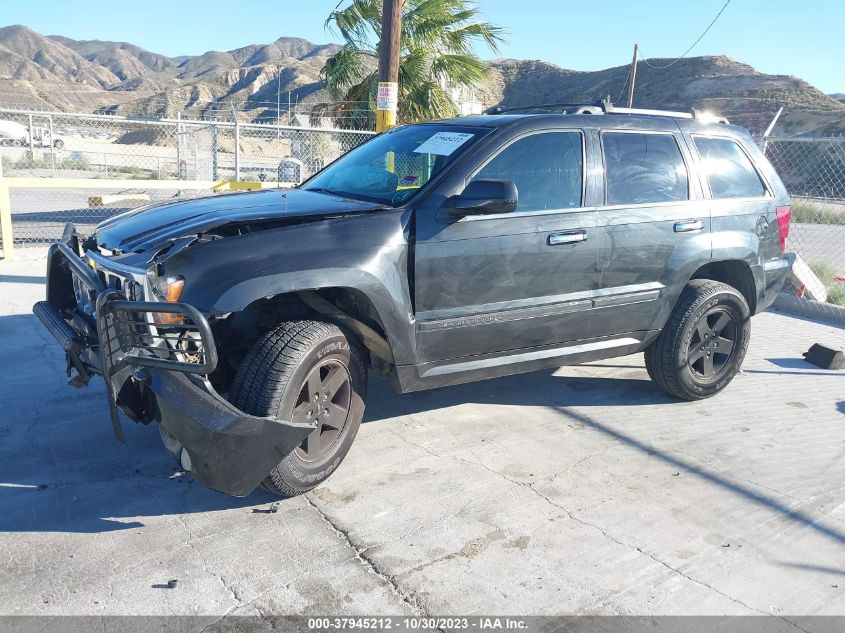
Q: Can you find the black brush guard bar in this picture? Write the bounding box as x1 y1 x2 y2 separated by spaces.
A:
35 231 316 496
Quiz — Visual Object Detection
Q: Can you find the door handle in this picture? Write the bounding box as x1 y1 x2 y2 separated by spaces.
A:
548 231 587 246
673 219 704 233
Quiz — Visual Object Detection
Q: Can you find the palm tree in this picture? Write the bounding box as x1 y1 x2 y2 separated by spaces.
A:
321 0 504 129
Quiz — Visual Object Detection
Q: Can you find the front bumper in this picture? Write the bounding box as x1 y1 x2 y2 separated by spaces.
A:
145 369 313 496
34 227 314 496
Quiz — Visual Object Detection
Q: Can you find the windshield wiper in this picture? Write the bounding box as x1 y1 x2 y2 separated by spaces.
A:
305 187 389 207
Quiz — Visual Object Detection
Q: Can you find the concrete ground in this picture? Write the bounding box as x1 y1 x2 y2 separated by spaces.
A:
1 248 845 617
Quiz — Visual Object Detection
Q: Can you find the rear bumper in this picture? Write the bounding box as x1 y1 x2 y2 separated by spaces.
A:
757 253 795 313
34 226 313 496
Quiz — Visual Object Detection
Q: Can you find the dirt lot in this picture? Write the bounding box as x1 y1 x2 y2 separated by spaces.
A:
1 248 844 618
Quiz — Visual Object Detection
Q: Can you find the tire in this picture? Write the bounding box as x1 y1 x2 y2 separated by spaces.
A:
644 279 750 401
228 320 367 497
53 139 64 149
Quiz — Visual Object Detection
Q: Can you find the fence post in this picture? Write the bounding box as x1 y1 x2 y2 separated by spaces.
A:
49 114 55 176
0 159 14 261
231 105 241 182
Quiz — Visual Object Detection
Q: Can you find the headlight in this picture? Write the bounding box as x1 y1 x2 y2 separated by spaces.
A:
146 267 185 324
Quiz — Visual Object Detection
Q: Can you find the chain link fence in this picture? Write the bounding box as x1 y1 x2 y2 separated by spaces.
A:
761 136 845 316
0 107 373 183
2 107 844 321
0 107 373 248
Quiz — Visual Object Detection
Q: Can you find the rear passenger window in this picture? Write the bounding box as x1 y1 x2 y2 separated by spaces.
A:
602 132 689 205
472 132 582 212
694 137 766 199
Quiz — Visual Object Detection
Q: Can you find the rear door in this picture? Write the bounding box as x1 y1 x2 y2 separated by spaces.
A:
589 126 711 338
413 128 598 363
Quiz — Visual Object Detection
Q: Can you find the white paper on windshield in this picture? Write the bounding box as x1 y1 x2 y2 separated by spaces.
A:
413 132 473 156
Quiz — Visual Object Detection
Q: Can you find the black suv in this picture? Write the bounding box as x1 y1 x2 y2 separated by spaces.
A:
34 106 793 497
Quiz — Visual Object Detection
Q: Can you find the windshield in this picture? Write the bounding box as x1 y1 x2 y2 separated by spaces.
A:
302 124 487 206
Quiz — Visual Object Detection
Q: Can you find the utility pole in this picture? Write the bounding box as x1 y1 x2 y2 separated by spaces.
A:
276 66 281 137
376 0 402 132
627 43 639 108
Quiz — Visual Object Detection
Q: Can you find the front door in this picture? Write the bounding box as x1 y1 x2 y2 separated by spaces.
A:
414 130 598 364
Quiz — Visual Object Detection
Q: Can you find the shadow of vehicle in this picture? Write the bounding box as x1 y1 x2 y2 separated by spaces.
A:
5 311 845 551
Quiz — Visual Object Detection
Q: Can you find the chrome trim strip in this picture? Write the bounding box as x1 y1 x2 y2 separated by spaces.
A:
592 289 661 308
418 299 592 332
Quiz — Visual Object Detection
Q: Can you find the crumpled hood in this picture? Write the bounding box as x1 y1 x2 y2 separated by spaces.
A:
93 188 379 253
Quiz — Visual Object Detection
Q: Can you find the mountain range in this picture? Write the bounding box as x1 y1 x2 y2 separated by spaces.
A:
0 24 842 135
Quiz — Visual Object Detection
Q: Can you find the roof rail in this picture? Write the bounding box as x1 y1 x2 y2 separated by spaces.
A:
486 98 729 124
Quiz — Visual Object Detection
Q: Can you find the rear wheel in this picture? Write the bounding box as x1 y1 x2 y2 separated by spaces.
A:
228 321 367 497
645 280 750 400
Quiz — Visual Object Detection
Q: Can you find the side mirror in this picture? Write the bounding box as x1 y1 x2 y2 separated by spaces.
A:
449 179 518 217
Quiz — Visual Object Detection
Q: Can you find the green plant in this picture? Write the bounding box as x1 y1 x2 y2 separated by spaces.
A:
827 283 845 306
808 260 845 306
808 260 837 285
322 0 504 129
791 200 845 226
14 150 44 169
56 157 91 171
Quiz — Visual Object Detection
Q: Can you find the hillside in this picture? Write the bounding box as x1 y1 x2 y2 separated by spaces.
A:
0 24 842 135
487 57 845 135
0 25 342 117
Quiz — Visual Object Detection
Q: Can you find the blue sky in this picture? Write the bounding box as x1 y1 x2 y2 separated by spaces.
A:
3 0 842 93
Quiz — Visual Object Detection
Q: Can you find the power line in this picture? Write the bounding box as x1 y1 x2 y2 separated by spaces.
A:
641 0 732 70
614 62 633 104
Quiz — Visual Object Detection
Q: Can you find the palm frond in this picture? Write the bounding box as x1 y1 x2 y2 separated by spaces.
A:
323 0 504 127
321 45 370 98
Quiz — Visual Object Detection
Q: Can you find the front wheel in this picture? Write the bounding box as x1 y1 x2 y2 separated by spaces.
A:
645 280 750 400
228 320 367 497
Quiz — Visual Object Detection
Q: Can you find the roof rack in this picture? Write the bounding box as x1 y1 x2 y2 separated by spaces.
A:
486 98 729 124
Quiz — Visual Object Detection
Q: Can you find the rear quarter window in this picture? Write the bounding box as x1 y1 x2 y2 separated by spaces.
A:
693 136 767 199
602 132 689 205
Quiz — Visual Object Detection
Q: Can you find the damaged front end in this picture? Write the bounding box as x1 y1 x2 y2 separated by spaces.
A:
33 226 315 496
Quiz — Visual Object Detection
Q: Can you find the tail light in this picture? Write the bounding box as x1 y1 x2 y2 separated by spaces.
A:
775 205 791 252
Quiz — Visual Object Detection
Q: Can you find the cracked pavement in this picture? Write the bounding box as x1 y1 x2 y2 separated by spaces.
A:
2 248 845 616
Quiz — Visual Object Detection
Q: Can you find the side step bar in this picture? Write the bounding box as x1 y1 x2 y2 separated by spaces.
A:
33 301 81 353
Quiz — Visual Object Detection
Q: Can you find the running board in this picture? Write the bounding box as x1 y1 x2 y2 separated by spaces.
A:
420 337 642 378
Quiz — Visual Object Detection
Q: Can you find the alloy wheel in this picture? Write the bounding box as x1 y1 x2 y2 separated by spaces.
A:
687 307 737 380
291 359 352 462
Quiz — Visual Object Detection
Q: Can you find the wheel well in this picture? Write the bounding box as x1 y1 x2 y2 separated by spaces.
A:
690 260 757 313
209 288 392 394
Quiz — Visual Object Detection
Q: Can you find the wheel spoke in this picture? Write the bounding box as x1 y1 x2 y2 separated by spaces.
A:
702 354 715 376
325 401 348 425
712 313 731 335
714 336 734 355
322 365 348 399
306 371 321 401
696 320 710 341
688 348 705 364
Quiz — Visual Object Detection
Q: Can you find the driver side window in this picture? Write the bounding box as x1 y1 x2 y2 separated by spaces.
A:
472 132 583 213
